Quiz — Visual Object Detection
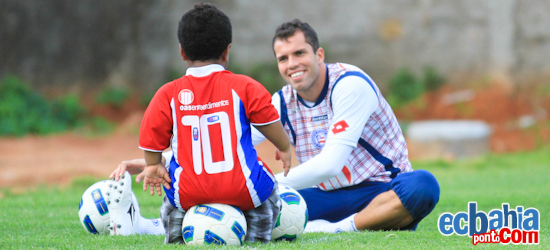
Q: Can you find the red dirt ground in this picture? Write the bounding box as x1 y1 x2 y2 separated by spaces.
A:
1 85 549 189
395 84 550 154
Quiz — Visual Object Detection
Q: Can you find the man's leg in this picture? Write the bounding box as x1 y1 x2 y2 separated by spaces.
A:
354 190 413 230
301 181 388 233
348 170 440 231
303 170 439 232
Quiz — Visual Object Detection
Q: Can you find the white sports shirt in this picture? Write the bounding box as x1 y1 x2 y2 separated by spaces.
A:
252 63 413 191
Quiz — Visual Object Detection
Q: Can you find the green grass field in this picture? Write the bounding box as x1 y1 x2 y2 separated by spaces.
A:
1 146 549 249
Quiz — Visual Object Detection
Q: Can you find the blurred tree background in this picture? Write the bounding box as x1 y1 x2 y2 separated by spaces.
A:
1 0 550 139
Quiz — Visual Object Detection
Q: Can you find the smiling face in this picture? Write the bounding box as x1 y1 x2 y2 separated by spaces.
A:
273 30 325 101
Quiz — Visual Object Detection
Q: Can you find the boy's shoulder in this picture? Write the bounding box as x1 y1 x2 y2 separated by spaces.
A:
218 71 268 94
221 70 259 84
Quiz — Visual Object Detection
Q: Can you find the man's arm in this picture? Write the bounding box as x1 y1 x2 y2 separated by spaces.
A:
275 75 378 190
110 151 172 182
110 159 147 181
276 143 353 190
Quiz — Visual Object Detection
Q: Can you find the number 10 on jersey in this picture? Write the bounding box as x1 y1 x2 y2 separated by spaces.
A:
181 112 234 175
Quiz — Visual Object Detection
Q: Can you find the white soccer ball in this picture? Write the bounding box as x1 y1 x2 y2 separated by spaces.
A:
78 180 111 234
272 184 308 241
182 203 247 245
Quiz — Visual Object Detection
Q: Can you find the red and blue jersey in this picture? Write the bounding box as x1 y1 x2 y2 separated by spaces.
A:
139 64 279 211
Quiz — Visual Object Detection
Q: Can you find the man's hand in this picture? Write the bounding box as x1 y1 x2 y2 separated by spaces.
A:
143 162 172 196
109 159 147 182
255 121 292 176
275 148 292 176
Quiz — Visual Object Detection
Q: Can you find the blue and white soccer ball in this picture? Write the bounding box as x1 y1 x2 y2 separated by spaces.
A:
272 184 308 241
182 203 247 245
78 180 111 234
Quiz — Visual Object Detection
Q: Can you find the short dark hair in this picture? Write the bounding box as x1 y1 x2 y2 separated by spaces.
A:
272 19 319 53
177 3 232 61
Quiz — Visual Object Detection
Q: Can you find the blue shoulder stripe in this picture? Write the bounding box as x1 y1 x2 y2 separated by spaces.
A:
330 71 379 108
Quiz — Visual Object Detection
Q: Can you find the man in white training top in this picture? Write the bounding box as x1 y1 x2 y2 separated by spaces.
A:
250 19 440 233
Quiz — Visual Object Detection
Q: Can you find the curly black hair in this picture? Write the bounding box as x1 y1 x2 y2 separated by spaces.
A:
272 19 319 53
177 3 232 61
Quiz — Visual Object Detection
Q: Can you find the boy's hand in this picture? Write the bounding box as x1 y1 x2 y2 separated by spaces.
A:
275 148 292 177
143 163 172 196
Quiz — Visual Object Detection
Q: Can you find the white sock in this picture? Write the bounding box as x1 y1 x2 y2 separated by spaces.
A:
136 216 165 235
304 219 331 232
129 192 165 235
304 213 358 233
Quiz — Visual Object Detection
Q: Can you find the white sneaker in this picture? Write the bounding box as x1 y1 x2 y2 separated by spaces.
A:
108 171 138 236
130 192 141 220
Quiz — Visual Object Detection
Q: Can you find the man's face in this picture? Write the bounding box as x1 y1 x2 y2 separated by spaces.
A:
273 31 324 95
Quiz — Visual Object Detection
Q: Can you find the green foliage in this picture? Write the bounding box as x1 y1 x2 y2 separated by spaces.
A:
387 66 447 109
95 86 130 109
1 147 549 249
227 56 246 74
387 68 424 108
0 76 87 136
422 66 446 92
52 94 87 128
248 61 286 94
140 68 183 107
229 59 286 95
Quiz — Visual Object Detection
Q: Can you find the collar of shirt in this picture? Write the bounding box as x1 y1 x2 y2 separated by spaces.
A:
185 64 225 77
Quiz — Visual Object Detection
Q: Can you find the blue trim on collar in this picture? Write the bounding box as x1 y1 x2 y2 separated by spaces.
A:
297 65 330 108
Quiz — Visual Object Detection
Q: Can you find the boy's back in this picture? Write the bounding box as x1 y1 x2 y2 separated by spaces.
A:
111 4 290 241
139 65 280 211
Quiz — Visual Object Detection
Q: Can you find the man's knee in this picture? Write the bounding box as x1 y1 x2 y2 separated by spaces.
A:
392 170 440 220
411 170 439 202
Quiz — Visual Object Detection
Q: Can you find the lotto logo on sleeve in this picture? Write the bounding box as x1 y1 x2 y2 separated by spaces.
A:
331 120 349 134
438 202 540 245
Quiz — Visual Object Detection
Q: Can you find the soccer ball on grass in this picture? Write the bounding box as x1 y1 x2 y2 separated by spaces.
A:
271 184 308 241
78 180 111 234
182 203 247 245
